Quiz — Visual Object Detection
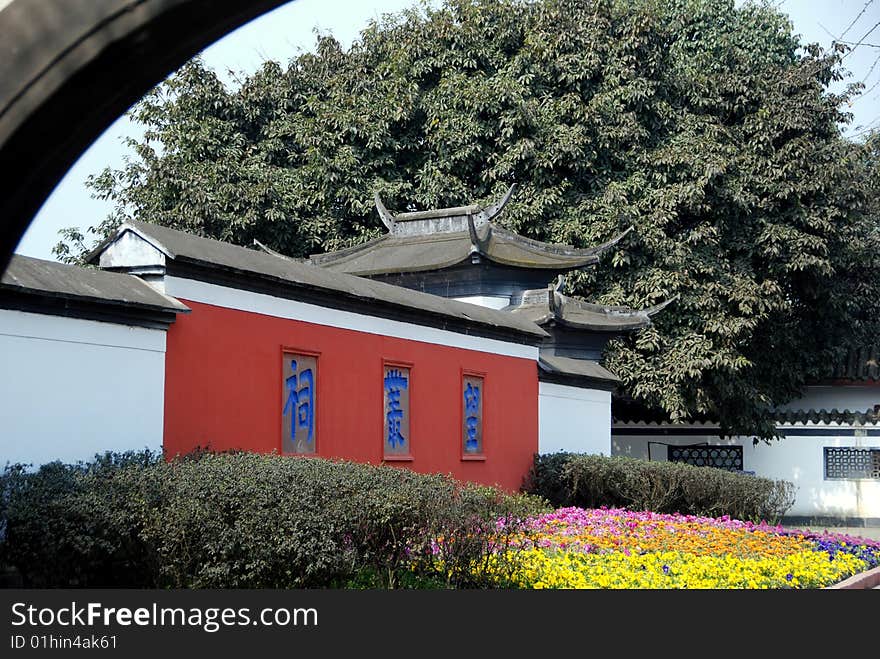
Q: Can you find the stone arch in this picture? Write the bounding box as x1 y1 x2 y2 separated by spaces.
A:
0 0 290 272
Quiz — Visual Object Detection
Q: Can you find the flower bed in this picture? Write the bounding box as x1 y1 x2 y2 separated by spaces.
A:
483 508 880 589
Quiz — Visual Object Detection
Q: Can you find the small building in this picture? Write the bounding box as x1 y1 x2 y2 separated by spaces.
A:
312 185 669 455
311 186 628 310
1 185 667 494
85 218 547 491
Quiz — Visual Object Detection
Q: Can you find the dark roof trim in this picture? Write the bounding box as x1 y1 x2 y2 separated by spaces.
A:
613 408 880 427
308 233 392 267
310 225 608 273
770 408 880 425
312 233 477 275
1 254 188 329
89 220 547 345
310 185 635 275
538 355 620 391
482 223 605 263
612 424 880 438
550 290 677 331
0 289 182 330
166 258 543 346
508 286 676 333
539 370 618 391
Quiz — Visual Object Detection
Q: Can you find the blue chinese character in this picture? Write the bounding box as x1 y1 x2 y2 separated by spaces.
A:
384 369 408 449
464 382 480 452
283 359 314 447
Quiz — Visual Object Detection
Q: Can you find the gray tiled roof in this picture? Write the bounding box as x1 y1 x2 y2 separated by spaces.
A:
539 354 620 384
770 408 879 425
1 254 189 313
310 222 625 276
612 397 879 426
507 286 674 333
90 220 548 340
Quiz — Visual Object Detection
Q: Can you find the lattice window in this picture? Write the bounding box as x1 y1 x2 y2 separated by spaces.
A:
824 447 880 480
667 445 743 472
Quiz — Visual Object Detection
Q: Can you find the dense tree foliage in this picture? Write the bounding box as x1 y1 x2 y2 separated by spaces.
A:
59 0 880 438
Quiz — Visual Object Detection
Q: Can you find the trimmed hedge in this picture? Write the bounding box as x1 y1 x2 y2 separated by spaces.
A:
0 451 548 588
523 453 796 523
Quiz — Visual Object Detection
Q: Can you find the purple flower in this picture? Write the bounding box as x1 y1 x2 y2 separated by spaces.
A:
785 573 793 581
662 565 670 575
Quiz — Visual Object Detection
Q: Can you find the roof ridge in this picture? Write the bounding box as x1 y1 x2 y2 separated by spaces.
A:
488 224 602 258
2 253 189 314
90 220 549 340
309 234 391 265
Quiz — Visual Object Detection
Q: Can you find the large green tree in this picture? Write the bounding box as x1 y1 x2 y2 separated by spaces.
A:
59 0 880 438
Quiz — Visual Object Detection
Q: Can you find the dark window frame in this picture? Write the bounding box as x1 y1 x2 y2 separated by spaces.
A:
667 444 744 472
823 446 880 480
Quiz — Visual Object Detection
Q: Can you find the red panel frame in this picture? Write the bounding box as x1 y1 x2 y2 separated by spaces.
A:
461 368 487 461
280 345 321 456
381 358 414 462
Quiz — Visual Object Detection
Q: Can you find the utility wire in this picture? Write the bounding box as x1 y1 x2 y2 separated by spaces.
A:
839 0 874 41
861 51 880 84
843 19 880 60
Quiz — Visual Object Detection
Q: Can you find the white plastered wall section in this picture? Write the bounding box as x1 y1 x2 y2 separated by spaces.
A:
452 295 511 310
0 309 166 466
539 381 611 455
612 425 880 519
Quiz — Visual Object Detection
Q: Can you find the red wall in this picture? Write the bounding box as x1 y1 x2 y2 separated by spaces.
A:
164 299 539 491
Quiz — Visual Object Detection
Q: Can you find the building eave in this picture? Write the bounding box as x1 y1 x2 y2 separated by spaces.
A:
0 287 186 329
539 354 620 391
90 219 549 345
166 256 547 346
1 253 189 329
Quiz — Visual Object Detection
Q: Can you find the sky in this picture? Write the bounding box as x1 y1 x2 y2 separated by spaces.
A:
13 0 880 261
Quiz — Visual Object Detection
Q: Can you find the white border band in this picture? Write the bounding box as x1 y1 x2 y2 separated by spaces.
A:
165 276 539 360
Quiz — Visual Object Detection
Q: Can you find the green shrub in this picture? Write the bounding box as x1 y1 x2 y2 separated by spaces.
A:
523 453 796 522
0 451 548 588
0 451 162 587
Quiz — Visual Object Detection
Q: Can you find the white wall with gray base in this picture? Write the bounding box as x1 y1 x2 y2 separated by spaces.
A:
612 424 880 522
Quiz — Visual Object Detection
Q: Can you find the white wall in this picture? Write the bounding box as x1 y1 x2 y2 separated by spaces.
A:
612 425 880 520
452 295 511 310
539 382 611 455
0 310 166 466
776 385 880 413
